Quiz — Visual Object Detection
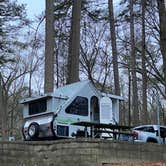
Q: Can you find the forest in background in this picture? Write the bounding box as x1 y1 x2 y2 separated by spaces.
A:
0 0 166 140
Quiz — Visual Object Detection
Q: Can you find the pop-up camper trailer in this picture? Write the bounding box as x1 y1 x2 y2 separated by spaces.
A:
21 80 123 140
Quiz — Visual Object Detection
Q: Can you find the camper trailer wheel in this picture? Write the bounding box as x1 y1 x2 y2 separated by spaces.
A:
28 123 39 139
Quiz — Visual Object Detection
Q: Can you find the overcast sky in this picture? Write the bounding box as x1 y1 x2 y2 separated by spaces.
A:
17 0 122 19
17 0 45 18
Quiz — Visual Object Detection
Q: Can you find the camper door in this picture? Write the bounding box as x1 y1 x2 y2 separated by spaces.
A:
100 97 113 124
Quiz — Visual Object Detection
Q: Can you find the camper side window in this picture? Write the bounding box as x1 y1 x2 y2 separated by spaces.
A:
29 99 47 115
65 96 88 116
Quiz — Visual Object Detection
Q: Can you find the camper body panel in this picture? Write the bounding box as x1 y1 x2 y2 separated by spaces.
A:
53 83 98 138
23 97 53 119
112 99 119 124
23 113 54 140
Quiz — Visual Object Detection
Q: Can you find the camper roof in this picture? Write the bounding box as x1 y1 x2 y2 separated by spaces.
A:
20 80 94 104
20 80 123 104
52 80 100 98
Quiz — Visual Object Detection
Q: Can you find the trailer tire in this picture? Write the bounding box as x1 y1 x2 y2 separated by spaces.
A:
28 122 39 139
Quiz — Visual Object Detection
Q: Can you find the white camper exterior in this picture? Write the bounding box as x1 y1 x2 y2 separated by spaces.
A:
21 80 123 140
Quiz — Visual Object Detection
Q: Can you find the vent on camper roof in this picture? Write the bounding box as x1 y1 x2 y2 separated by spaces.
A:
57 125 69 137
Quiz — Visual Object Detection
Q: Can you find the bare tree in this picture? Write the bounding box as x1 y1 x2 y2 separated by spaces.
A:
80 19 108 84
108 0 120 96
67 0 82 84
0 73 7 140
0 57 28 140
130 0 139 125
141 0 148 124
157 0 166 94
44 0 55 93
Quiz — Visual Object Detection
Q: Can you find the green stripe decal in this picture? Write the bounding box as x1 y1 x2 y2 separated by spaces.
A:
56 117 77 124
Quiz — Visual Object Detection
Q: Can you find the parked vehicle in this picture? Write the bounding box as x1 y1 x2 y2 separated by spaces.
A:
133 125 166 144
21 80 123 141
119 125 166 144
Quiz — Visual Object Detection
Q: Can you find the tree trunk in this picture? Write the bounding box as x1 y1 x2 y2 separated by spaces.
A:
0 74 8 140
130 0 139 125
108 0 120 96
141 0 148 124
157 0 166 94
128 70 131 126
1 95 8 140
67 0 82 84
28 70 32 97
44 0 55 93
0 74 2 138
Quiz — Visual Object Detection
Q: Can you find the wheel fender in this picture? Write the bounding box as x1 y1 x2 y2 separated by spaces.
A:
147 137 158 143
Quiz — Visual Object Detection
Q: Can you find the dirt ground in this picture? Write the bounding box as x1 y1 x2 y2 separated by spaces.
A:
102 163 166 166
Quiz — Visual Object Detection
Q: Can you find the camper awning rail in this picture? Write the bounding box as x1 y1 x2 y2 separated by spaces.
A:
20 94 68 104
101 93 124 100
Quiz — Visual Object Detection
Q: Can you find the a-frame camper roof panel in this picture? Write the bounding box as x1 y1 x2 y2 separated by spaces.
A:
52 80 99 98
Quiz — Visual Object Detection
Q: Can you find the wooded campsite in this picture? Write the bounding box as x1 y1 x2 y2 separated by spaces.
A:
0 0 166 140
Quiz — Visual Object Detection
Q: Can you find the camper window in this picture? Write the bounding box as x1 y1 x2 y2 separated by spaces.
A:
65 96 88 116
29 99 47 115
